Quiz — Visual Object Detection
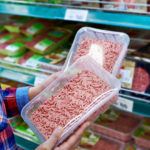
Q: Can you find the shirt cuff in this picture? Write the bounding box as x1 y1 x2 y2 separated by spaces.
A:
16 87 30 112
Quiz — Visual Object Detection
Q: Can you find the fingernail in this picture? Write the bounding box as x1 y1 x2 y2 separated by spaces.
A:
56 126 64 134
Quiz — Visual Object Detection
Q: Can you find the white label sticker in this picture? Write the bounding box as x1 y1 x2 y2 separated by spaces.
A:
65 9 88 21
0 39 6 43
27 27 37 34
6 45 18 52
23 60 38 68
4 57 16 63
34 43 47 51
113 97 134 112
120 69 132 84
34 76 47 86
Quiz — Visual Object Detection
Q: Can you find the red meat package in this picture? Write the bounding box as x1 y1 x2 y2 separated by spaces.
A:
133 118 150 149
21 55 121 146
25 27 72 55
91 135 125 150
63 27 129 76
92 108 142 142
20 19 56 36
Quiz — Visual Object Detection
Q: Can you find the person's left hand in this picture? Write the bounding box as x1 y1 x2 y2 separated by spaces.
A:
28 72 60 100
36 122 90 150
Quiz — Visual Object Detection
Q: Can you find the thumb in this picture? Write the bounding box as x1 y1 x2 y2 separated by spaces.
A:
36 127 63 150
47 126 64 149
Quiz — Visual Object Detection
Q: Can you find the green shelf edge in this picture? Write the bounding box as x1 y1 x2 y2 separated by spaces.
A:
15 133 39 150
0 67 36 85
0 2 150 30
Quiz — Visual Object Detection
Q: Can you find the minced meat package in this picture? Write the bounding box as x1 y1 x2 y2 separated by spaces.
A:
22 55 120 145
25 27 72 55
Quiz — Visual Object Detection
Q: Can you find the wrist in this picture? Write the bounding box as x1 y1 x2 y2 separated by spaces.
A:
28 86 41 101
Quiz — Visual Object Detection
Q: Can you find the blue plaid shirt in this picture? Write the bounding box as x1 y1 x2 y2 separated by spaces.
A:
0 86 29 150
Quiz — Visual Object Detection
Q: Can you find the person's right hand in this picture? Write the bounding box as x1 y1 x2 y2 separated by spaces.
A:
36 122 90 150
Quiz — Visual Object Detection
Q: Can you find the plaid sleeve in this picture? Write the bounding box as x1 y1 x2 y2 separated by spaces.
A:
0 102 8 131
2 88 20 118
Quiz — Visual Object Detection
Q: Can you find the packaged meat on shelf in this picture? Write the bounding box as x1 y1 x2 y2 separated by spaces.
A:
0 32 20 44
124 142 149 150
91 135 126 150
20 19 57 37
0 32 27 56
118 59 136 89
21 55 121 145
4 16 33 33
25 27 72 55
18 48 68 71
76 130 126 150
63 27 129 76
119 57 150 96
0 47 68 73
0 40 26 57
8 115 40 143
78 130 101 149
133 118 150 149
91 108 142 142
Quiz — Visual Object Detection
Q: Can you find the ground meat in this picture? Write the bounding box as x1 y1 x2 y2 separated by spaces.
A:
30 70 111 139
91 137 120 150
135 137 150 149
73 38 123 73
109 114 140 133
132 67 150 92
92 113 140 142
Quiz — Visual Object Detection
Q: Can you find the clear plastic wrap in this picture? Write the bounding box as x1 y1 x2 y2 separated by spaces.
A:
91 134 126 150
25 27 72 55
133 119 150 149
63 27 130 76
92 108 142 142
21 55 121 146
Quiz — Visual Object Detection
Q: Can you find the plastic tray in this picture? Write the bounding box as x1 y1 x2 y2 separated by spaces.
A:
124 142 148 150
133 137 150 149
91 134 125 150
91 109 142 142
0 40 26 56
20 19 55 37
21 55 121 146
133 119 150 149
63 27 130 76
0 33 20 45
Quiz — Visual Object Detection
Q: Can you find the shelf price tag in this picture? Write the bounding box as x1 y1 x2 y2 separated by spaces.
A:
65 9 88 21
113 97 134 112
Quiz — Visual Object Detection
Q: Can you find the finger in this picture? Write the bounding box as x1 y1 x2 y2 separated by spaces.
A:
42 72 61 85
40 72 61 90
57 122 90 150
36 126 63 150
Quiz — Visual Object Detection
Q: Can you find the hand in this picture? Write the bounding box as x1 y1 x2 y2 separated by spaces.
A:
28 72 60 100
36 122 90 150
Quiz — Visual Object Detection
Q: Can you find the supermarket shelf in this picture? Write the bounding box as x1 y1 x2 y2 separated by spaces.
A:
0 1 150 30
114 95 150 117
0 65 49 86
14 132 39 150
